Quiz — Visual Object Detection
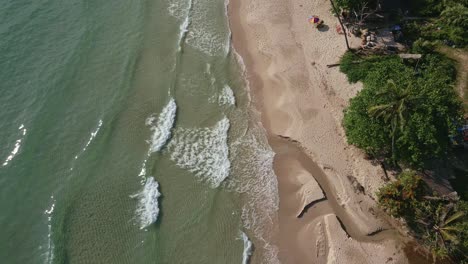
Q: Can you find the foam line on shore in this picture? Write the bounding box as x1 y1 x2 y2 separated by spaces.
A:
227 129 280 263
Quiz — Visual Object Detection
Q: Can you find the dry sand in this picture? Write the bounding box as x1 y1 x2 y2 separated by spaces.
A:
228 0 421 263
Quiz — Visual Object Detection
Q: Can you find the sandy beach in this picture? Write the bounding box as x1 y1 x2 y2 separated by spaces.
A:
227 0 427 263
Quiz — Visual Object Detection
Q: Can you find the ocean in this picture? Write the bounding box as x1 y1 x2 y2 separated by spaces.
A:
0 0 279 263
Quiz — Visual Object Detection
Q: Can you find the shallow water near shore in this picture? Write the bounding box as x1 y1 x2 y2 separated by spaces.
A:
0 0 278 263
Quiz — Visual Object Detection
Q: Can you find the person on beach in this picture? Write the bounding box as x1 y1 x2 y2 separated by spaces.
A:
309 15 324 29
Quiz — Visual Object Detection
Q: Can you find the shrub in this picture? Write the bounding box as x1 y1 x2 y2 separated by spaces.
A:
333 0 377 11
377 171 425 217
411 38 436 54
402 1 468 47
339 52 401 83
441 4 468 28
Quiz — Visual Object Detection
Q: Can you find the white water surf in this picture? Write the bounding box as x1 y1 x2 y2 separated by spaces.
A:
147 98 177 153
132 177 161 229
2 124 27 167
241 231 253 264
219 85 236 106
168 117 231 188
43 196 55 264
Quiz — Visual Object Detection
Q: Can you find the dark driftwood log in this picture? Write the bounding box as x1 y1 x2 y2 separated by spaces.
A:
326 61 363 68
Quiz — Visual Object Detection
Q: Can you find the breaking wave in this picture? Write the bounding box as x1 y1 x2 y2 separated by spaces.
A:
218 85 236 106
131 177 161 229
2 124 27 167
132 99 177 230
70 119 103 171
146 98 177 153
241 231 253 264
168 117 230 188
138 158 149 179
83 119 102 152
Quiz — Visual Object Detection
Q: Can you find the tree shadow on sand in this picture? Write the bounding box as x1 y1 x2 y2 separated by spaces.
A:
318 25 330 32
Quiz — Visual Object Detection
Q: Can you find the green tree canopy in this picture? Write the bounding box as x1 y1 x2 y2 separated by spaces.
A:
333 0 376 10
342 53 463 166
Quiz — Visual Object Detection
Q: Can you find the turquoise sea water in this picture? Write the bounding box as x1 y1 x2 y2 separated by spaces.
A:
0 0 279 263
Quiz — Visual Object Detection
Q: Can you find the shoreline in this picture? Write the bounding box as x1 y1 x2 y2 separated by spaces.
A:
227 0 428 263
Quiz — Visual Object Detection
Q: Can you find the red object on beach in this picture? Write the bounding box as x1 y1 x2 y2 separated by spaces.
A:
336 24 343 34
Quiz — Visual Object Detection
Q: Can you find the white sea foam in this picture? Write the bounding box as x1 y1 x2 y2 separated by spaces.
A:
147 98 177 153
176 0 193 52
184 0 231 56
218 85 236 106
44 196 55 264
168 0 190 20
225 124 280 264
2 124 27 167
138 158 148 179
177 17 190 52
168 117 230 188
206 66 219 104
132 177 161 229
241 231 253 264
168 0 193 53
224 0 232 56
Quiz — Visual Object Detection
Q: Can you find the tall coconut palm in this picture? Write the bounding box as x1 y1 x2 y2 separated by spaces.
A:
368 80 420 162
330 0 350 50
415 202 466 262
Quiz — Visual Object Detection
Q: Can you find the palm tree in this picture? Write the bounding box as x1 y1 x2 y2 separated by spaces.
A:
368 80 419 162
330 0 350 50
415 202 466 262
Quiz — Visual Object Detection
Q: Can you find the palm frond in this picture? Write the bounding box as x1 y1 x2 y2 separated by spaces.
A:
440 229 458 243
444 211 464 226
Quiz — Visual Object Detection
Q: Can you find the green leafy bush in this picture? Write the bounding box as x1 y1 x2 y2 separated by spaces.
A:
407 0 468 16
333 0 377 11
377 171 425 217
441 4 468 28
403 1 468 47
339 53 401 83
411 39 436 54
